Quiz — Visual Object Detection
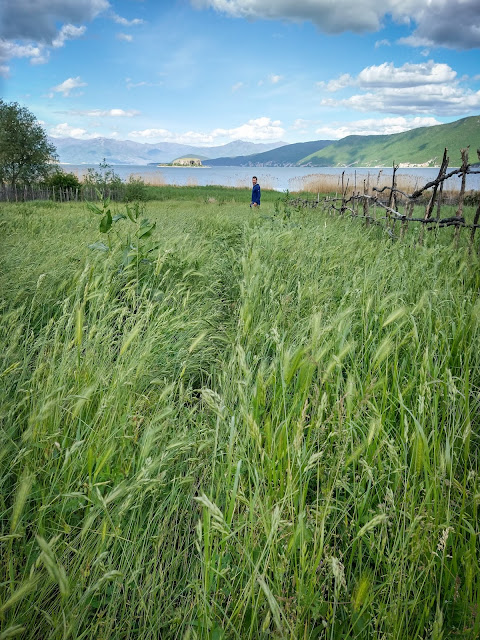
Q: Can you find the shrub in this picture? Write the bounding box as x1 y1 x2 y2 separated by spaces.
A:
124 176 148 202
46 171 81 190
83 159 124 197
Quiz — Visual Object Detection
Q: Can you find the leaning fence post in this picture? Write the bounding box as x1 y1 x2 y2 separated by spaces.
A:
419 148 449 245
426 148 449 220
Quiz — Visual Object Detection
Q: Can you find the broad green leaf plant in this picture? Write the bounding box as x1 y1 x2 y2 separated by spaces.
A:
87 194 159 276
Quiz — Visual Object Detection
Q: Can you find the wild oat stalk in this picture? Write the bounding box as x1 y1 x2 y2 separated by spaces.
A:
0 198 478 639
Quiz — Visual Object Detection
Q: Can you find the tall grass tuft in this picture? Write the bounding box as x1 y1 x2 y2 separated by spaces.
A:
1 198 479 639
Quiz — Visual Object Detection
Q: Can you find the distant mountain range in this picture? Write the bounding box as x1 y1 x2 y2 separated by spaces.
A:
206 140 333 166
51 137 287 165
207 115 480 168
51 115 480 168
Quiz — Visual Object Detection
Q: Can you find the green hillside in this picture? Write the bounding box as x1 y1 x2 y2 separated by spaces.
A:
299 115 480 167
208 139 332 166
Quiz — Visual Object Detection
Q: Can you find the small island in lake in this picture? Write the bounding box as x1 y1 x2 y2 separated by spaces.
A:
157 155 208 167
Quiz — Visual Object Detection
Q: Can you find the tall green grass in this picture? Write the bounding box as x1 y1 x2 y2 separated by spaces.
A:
1 198 479 639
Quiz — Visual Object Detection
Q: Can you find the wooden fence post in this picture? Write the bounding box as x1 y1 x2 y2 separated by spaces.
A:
419 148 449 244
426 148 449 220
455 147 469 246
387 163 398 235
469 203 480 255
363 177 370 227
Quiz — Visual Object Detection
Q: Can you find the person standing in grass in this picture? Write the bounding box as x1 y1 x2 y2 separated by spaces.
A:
250 176 261 208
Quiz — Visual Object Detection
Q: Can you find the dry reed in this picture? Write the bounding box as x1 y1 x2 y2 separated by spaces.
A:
129 172 166 186
290 171 466 196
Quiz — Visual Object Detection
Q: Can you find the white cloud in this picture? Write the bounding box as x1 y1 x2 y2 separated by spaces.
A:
0 39 48 66
125 77 163 89
117 33 133 42
51 76 87 97
326 73 353 92
31 55 50 65
357 61 456 88
97 108 138 117
129 117 285 145
314 116 442 139
128 128 174 140
293 118 310 130
324 61 457 94
231 82 245 92
111 13 144 26
375 39 390 48
215 117 285 142
49 123 99 139
322 85 480 116
319 60 475 116
0 64 9 77
52 24 86 48
269 74 283 84
70 108 140 117
191 0 480 49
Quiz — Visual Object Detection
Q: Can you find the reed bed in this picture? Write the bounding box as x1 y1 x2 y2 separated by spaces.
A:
1 199 479 639
291 171 471 198
233 174 277 191
129 172 167 187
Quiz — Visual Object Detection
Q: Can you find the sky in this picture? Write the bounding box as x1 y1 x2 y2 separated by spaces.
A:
1 0 480 147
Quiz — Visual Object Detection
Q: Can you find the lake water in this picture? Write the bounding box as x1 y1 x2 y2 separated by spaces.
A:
65 164 480 192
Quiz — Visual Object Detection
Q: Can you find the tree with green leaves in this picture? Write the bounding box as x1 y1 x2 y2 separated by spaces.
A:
0 100 58 187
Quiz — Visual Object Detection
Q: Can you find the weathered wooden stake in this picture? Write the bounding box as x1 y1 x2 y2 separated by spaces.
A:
455 147 469 246
469 203 480 255
363 177 370 227
419 148 449 244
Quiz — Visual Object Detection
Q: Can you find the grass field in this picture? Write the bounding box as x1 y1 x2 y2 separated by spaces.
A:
1 190 479 639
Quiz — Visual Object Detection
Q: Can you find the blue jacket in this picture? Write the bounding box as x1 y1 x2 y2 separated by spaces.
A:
251 182 261 205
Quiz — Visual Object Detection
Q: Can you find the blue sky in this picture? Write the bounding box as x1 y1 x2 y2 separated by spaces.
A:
1 0 480 146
